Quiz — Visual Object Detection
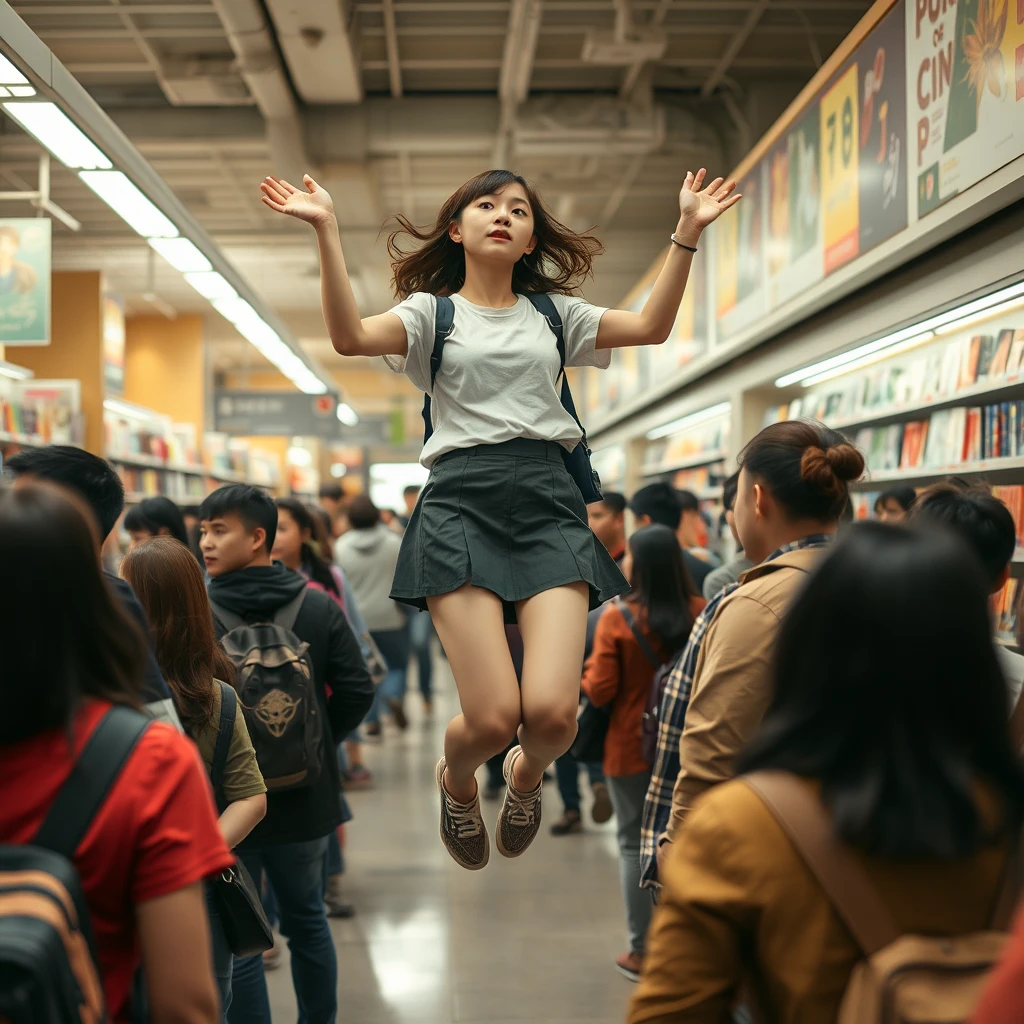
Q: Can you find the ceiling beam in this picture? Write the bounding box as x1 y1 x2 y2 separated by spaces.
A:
381 0 403 97
700 0 770 97
352 1 867 11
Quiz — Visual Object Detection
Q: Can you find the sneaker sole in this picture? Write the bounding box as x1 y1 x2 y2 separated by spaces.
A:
591 785 614 825
615 964 642 983
436 758 489 871
496 746 542 859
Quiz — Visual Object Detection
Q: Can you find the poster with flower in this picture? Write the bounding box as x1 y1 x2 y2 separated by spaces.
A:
908 0 1024 218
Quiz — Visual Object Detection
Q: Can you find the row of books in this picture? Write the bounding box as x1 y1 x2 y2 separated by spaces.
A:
0 380 82 446
113 465 207 503
993 486 1024 549
850 400 1024 472
996 577 1020 647
763 323 1024 428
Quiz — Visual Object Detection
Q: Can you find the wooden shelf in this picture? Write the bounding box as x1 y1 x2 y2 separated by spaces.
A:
642 449 727 477
821 376 1024 434
850 455 1024 488
0 430 50 449
106 450 247 484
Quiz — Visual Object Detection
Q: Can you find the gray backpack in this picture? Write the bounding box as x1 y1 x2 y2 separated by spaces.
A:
210 592 324 791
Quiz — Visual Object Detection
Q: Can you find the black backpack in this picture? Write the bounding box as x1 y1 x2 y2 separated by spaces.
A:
0 705 150 1024
210 592 324 792
420 292 603 503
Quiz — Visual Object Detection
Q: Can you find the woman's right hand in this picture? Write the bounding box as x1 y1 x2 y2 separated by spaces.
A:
260 174 335 227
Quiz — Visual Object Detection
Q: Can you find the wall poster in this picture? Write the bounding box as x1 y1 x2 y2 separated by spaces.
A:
0 218 50 346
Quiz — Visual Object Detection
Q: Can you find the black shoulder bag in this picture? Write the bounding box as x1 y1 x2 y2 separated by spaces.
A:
421 293 603 503
206 680 274 958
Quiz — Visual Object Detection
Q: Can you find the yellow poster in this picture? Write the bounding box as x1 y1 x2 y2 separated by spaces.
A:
714 210 739 317
821 63 860 273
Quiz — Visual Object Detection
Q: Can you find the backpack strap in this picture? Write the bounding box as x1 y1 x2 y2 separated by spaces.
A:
614 598 661 670
34 705 151 858
273 590 307 633
526 293 592 451
209 599 245 634
210 680 237 797
742 770 900 956
422 294 456 444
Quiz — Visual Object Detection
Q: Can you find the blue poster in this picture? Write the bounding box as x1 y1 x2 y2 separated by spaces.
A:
0 218 50 345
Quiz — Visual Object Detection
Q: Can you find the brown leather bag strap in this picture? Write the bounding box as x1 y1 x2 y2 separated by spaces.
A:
743 771 900 956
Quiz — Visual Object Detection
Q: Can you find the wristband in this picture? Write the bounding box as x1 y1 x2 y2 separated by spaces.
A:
670 233 698 253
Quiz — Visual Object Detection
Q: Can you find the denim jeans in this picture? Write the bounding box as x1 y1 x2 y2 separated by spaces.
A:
228 836 336 1024
554 750 605 814
364 628 410 724
607 772 655 956
206 891 233 1022
407 610 434 702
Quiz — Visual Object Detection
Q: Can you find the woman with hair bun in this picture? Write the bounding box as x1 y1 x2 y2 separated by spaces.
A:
640 420 864 889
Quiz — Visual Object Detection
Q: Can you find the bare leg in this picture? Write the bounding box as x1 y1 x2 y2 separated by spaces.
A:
513 581 589 792
427 584 522 804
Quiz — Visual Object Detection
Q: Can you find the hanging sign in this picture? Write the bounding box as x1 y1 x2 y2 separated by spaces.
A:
0 218 50 346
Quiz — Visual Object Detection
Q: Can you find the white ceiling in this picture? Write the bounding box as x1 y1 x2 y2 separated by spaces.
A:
0 0 874 394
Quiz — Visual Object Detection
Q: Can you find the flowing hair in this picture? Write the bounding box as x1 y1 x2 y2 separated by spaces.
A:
121 537 236 737
388 169 604 299
627 524 700 656
276 498 340 597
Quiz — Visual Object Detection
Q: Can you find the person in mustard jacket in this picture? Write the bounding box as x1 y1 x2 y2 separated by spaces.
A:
629 524 1024 1023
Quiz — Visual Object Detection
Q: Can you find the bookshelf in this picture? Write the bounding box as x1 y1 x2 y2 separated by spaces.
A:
642 448 727 477
0 430 47 449
850 456 1024 488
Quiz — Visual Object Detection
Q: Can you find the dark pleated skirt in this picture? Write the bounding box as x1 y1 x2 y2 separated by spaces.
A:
390 438 629 624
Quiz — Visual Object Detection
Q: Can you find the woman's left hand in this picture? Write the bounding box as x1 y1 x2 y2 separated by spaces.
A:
677 169 741 233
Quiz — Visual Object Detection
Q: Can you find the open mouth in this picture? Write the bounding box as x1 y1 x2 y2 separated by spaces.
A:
488 230 511 241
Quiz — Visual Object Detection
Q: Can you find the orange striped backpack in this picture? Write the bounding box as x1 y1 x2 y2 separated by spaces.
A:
0 706 150 1023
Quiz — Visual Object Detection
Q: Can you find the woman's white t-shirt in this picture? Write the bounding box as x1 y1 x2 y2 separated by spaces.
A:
384 291 610 468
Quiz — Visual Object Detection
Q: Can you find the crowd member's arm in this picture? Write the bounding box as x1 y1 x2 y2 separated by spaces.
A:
218 794 266 850
667 597 777 841
580 606 624 707
137 885 219 1024
216 703 267 848
323 599 375 738
336 566 376 668
628 796 751 1024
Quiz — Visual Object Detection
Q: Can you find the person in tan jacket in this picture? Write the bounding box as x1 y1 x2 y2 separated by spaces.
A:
656 420 864 866
630 524 1024 1023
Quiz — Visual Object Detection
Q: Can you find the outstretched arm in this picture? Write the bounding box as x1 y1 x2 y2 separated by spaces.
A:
595 169 740 352
260 175 408 358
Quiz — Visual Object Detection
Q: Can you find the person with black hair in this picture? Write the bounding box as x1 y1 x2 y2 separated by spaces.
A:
198 484 374 1024
702 471 755 599
6 445 176 725
628 482 713 591
261 162 739 871
629 524 1024 1021
676 489 719 568
874 483 917 522
0 483 232 1024
582 525 705 982
910 481 1024 713
317 480 346 524
124 495 190 549
641 420 865 888
587 490 627 564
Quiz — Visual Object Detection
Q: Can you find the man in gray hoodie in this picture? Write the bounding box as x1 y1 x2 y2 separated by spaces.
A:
335 494 410 729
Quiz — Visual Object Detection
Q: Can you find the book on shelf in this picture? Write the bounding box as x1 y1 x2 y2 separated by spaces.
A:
996 577 1020 644
990 330 1013 378
994 485 1024 548
1007 330 1024 378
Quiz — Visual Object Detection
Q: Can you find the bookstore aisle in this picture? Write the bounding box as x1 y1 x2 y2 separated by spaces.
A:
266 665 631 1024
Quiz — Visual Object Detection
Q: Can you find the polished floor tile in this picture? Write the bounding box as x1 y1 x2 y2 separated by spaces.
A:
266 656 634 1023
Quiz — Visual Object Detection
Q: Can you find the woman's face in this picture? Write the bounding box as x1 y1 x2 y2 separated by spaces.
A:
272 509 306 567
450 183 538 266
732 467 772 565
127 528 155 550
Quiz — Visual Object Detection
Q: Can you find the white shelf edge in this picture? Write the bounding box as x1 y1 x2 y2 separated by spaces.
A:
850 455 1024 487
0 430 50 448
642 449 727 477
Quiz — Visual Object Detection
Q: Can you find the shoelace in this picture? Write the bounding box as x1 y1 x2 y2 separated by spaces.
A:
504 786 540 829
444 796 483 839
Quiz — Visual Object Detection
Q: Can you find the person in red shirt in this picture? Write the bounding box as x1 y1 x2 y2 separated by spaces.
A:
582 523 705 982
0 482 234 1024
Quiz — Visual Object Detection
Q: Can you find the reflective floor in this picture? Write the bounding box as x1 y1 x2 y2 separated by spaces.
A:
266 656 634 1023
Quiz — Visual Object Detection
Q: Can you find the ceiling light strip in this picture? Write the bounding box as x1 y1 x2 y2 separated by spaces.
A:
646 401 731 441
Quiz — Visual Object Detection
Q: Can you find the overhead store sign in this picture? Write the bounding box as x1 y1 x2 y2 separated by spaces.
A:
0 218 50 345
214 390 340 438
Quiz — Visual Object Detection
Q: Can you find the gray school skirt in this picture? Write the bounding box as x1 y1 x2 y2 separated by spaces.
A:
390 438 629 624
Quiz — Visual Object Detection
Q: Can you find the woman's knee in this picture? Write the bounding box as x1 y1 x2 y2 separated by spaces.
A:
465 706 520 753
522 702 578 750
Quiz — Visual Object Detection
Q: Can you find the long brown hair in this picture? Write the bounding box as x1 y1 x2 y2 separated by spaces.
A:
388 169 604 299
121 537 236 736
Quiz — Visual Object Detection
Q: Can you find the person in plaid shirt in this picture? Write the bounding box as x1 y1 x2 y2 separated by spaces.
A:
639 421 864 889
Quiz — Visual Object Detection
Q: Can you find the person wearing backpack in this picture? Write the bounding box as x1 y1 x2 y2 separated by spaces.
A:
581 525 704 982
629 523 1024 1023
0 482 233 1024
260 164 739 870
120 537 268 1019
198 484 375 1024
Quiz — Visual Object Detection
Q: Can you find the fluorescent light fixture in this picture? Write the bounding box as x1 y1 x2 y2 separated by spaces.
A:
646 401 731 441
187 272 237 301
777 280 1024 388
0 55 29 85
801 332 935 387
79 170 178 237
286 445 313 467
104 397 159 422
148 237 211 273
0 358 33 380
3 102 111 169
8 86 35 97
330 463 348 478
336 402 359 426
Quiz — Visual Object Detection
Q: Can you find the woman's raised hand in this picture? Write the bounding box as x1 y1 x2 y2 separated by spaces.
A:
677 169 741 231
260 174 335 227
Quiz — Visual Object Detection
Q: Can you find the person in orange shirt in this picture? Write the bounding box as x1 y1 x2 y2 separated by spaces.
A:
582 524 705 982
